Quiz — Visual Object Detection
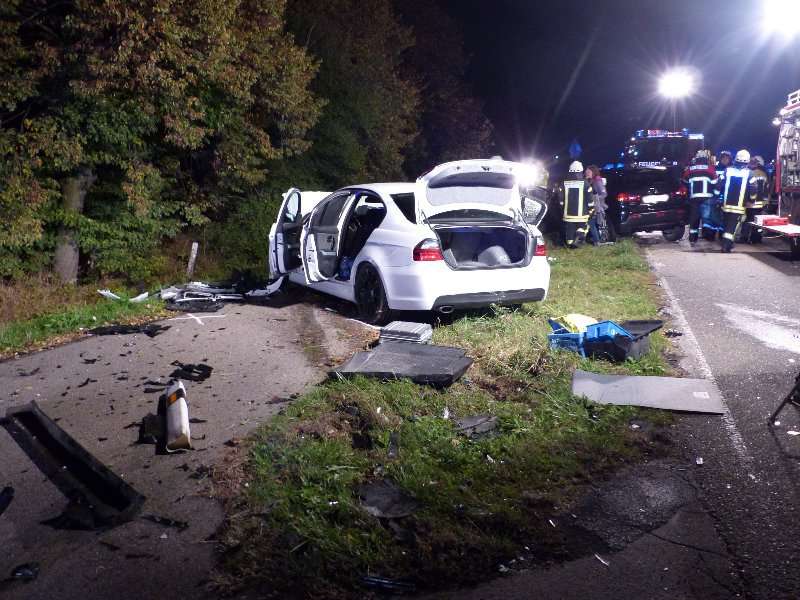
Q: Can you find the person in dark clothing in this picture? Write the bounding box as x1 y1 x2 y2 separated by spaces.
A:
586 165 608 245
560 161 593 248
681 150 718 245
742 155 768 243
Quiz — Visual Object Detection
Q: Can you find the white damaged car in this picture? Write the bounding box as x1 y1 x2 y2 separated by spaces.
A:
268 159 551 324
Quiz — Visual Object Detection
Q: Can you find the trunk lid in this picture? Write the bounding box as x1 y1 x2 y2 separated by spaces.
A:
415 159 534 221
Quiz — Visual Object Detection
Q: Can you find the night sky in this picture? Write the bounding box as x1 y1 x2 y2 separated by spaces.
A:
443 0 800 166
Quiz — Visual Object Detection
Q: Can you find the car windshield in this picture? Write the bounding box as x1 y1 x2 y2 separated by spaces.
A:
627 138 688 164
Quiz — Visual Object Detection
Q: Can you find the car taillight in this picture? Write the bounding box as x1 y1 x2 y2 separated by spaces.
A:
676 186 688 197
413 239 443 261
534 239 547 256
617 193 641 203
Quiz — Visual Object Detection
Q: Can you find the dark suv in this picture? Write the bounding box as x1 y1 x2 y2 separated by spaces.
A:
604 166 688 242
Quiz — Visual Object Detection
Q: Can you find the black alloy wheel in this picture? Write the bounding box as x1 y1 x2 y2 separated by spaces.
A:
354 263 390 325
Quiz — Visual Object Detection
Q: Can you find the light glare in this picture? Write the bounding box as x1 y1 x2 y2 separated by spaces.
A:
658 69 696 99
763 0 800 38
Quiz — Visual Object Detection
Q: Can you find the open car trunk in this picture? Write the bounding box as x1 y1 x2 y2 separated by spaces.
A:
433 224 531 270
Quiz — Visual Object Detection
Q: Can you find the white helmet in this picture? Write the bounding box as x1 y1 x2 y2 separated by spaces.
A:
752 155 765 167
569 161 584 173
735 149 751 165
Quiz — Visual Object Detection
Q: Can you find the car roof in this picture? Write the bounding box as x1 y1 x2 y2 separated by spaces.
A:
343 182 416 195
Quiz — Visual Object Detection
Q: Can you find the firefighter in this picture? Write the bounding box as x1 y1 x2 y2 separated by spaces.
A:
681 150 718 245
719 149 752 253
560 161 593 248
742 155 768 243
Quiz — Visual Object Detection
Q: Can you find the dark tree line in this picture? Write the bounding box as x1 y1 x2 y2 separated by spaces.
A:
0 0 492 282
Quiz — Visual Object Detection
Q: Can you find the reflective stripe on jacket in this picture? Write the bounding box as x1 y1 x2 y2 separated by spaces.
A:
721 167 750 214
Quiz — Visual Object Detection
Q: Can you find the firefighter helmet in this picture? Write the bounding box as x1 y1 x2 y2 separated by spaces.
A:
751 155 765 167
735 149 751 165
719 150 733 160
568 161 584 173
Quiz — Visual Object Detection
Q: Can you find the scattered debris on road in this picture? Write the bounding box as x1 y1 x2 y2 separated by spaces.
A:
594 553 610 567
696 457 704 465
572 369 725 413
359 480 418 519
331 341 472 387
97 289 150 303
169 362 213 383
664 329 684 338
88 323 171 338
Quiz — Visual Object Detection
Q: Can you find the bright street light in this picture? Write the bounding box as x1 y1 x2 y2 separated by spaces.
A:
658 68 698 129
762 0 800 39
658 68 696 99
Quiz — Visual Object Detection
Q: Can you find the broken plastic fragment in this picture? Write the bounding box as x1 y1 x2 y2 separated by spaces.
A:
442 406 450 419
787 430 800 436
695 457 704 465
98 289 123 301
594 553 610 567
130 292 149 303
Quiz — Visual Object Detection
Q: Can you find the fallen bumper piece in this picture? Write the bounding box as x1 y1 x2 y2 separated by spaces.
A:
331 341 473 387
571 369 725 413
1 402 145 530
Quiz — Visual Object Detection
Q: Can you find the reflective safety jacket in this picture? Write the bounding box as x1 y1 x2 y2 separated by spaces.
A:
681 164 718 199
561 177 594 223
720 166 751 215
748 167 768 209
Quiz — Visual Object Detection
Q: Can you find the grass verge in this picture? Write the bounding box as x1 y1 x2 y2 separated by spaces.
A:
215 239 673 598
0 289 166 358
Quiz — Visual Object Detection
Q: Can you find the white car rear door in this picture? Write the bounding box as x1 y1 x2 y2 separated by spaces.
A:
300 191 357 284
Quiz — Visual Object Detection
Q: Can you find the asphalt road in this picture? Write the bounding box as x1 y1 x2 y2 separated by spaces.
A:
646 234 800 599
0 298 370 600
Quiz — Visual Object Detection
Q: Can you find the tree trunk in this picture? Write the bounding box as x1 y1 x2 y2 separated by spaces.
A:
54 168 95 285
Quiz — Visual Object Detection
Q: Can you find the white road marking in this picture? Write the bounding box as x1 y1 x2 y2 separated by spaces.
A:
647 251 753 465
168 313 227 326
715 303 800 355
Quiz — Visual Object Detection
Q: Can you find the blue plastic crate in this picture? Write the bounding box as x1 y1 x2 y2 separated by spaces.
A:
548 332 586 357
585 320 633 342
548 319 569 334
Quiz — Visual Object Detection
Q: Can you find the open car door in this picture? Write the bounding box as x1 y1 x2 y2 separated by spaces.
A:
268 188 330 279
300 191 357 284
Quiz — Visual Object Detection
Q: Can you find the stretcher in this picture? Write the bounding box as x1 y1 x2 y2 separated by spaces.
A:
750 220 800 259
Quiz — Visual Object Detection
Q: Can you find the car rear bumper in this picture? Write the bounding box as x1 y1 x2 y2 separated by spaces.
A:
382 256 550 311
432 289 546 311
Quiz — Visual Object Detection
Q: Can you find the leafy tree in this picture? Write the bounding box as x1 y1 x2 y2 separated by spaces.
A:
0 0 321 281
284 0 419 188
395 0 493 175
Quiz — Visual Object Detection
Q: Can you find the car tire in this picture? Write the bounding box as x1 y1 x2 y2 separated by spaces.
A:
662 225 686 242
355 263 390 325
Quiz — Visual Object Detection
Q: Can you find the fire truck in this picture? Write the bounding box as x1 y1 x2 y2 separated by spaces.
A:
757 89 800 259
776 89 800 222
623 129 706 170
